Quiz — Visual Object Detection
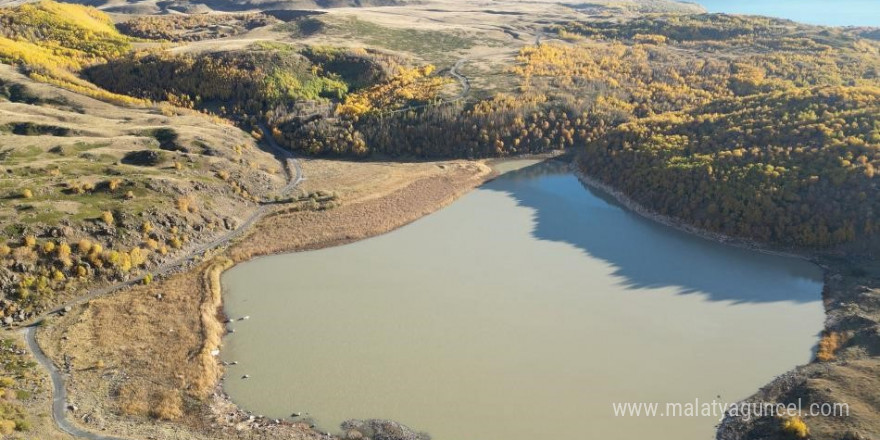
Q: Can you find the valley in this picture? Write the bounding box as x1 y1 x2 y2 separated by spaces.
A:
0 0 879 439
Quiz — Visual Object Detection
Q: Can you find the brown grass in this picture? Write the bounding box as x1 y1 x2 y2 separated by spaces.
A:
191 257 233 397
230 160 491 261
117 384 148 417
151 389 184 421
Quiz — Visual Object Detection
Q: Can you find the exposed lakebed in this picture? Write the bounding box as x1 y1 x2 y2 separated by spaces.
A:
221 160 824 439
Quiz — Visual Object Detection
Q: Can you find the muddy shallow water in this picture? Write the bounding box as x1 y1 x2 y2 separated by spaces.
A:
222 160 824 440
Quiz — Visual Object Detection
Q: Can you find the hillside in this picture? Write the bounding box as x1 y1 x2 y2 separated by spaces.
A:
0 64 288 316
73 8 880 253
0 2 296 321
0 0 145 104
45 0 411 15
580 87 880 247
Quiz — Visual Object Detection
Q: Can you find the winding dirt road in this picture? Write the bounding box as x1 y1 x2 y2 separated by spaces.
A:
450 58 470 99
23 129 303 440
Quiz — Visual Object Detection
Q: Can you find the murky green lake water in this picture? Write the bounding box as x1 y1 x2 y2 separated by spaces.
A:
222 160 824 440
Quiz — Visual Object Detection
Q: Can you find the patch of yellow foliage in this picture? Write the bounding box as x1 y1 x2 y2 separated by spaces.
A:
816 331 843 362
0 0 147 105
337 65 449 117
36 0 118 35
781 416 809 438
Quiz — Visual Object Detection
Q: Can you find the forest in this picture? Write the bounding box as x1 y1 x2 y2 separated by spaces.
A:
116 13 276 41
0 0 144 104
580 87 880 247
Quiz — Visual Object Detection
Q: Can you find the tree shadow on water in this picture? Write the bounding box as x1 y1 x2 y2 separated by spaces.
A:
482 160 823 304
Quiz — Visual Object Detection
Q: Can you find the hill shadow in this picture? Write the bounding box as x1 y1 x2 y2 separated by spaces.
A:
482 160 823 304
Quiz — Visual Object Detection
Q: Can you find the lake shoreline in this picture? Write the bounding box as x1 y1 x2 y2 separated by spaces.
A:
214 159 501 436
220 156 824 440
211 156 567 434
34 159 499 440
574 160 880 439
40 153 874 440
571 161 819 264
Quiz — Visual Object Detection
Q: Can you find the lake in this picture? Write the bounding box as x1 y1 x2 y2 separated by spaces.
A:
221 160 824 440
694 0 880 27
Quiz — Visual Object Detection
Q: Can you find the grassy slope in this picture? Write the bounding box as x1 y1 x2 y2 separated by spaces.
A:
0 1 289 318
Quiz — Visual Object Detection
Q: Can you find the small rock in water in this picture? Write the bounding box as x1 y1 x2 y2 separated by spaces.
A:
242 374 250 379
291 412 301 417
228 328 236 333
239 315 250 321
230 361 238 365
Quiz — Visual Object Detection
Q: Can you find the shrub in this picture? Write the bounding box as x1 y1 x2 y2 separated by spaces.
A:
129 247 148 267
151 389 183 421
817 332 842 362
124 190 135 200
117 384 148 417
20 189 32 199
14 419 29 431
41 241 56 254
168 237 182 249
781 416 809 438
77 239 92 254
100 210 114 225
12 247 36 265
66 181 85 195
57 242 71 257
0 244 9 257
23 235 36 248
57 242 72 266
176 196 195 213
0 419 14 435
